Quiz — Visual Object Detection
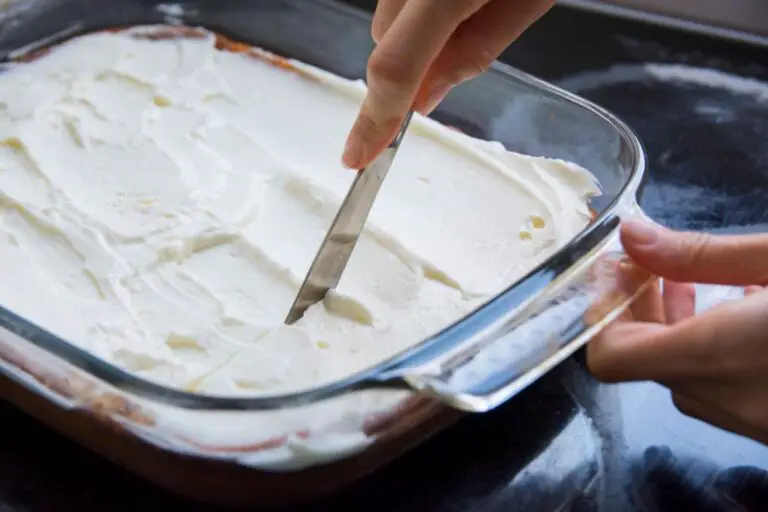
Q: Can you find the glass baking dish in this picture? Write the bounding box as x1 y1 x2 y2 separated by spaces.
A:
0 0 651 507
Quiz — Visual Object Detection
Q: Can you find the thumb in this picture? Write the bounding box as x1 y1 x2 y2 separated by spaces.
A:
620 217 768 285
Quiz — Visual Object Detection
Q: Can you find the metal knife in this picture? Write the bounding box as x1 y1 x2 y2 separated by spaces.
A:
284 112 414 325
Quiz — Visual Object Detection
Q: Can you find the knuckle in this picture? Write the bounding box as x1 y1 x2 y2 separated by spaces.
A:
367 49 414 91
679 231 713 269
355 109 388 139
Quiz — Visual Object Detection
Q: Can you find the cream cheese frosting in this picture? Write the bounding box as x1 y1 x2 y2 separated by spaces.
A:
0 27 599 467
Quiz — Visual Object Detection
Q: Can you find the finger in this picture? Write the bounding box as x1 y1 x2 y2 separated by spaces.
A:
663 281 696 324
413 0 555 114
671 392 765 441
583 256 649 326
672 392 739 431
745 285 765 296
371 0 407 42
587 321 667 383
627 277 665 324
620 217 768 285
589 291 768 383
343 0 485 169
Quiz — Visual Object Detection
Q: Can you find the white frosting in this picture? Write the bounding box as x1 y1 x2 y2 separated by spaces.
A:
0 27 599 468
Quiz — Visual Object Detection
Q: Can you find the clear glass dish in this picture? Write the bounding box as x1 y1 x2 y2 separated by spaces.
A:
0 0 651 506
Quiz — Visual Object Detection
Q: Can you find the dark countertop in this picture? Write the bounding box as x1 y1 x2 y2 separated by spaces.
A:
3 3 768 511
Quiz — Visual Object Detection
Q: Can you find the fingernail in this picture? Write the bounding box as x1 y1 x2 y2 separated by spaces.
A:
622 217 660 248
342 134 364 169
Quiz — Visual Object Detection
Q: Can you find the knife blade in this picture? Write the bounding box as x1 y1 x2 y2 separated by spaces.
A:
284 112 414 325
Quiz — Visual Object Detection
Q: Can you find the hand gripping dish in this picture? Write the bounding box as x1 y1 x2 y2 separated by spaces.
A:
0 1 652 507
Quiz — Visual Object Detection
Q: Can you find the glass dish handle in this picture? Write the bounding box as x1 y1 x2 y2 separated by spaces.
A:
380 211 656 413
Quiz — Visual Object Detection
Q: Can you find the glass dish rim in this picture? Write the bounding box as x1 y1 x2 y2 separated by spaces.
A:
0 14 647 412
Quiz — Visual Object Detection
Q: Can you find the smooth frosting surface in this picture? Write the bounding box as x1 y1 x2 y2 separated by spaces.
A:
0 27 599 466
